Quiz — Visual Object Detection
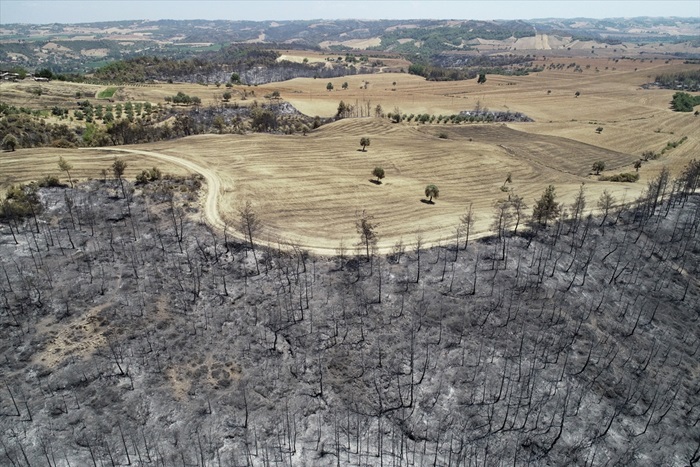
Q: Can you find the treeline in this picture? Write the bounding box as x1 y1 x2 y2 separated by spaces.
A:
407 54 542 81
655 70 700 92
375 20 535 58
91 45 363 85
1 100 324 150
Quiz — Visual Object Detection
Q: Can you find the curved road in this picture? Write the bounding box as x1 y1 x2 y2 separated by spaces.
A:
94 147 226 230
92 147 347 255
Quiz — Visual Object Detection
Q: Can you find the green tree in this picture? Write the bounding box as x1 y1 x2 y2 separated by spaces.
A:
372 167 385 183
425 184 439 203
58 156 74 188
634 159 642 172
597 189 616 226
360 136 370 151
532 185 560 227
477 73 487 84
336 100 347 118
2 134 18 151
596 126 604 134
112 157 128 199
592 161 605 175
326 82 334 91
35 68 53 79
342 82 349 90
222 91 232 101
356 210 378 262
230 72 240 83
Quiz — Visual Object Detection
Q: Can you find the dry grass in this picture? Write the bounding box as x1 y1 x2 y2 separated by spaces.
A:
2 58 698 253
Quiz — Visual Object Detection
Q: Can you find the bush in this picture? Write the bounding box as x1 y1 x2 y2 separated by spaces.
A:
599 172 639 182
38 175 62 187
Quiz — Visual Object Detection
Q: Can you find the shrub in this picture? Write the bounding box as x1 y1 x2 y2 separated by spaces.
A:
599 172 640 182
38 175 62 187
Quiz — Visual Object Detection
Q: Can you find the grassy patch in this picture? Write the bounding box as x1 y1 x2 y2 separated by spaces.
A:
97 87 119 99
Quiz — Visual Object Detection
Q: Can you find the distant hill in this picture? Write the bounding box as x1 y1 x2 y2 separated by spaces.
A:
2 17 698 73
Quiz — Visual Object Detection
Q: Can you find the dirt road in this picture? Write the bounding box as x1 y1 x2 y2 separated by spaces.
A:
92 147 350 255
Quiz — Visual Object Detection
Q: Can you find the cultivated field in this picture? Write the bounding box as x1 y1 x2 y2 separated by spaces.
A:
1 57 699 252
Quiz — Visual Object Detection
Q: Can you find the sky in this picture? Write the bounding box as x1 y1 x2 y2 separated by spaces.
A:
1 0 698 25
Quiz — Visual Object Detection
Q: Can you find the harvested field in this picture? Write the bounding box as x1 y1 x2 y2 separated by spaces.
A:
1 118 652 253
2 58 698 252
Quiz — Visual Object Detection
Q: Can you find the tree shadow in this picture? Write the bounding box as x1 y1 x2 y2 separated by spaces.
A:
369 179 382 185
357 149 367 152
420 199 435 205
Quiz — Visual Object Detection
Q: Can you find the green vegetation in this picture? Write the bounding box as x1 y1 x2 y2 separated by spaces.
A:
2 134 18 151
360 136 370 151
424 184 439 203
655 70 700 92
532 185 560 227
97 87 119 99
165 91 201 106
670 92 700 112
592 161 605 175
372 167 385 183
661 136 688 154
135 167 163 185
599 172 640 182
375 22 534 60
58 157 74 188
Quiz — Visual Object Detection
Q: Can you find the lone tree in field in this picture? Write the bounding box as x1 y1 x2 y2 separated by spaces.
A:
58 156 74 188
575 91 581 98
477 73 487 84
532 185 560 227
356 210 378 262
425 184 440 203
596 126 604 134
502 172 512 189
326 82 334 91
592 161 605 175
360 137 371 151
372 167 385 183
342 82 349 90
2 134 18 151
634 159 643 172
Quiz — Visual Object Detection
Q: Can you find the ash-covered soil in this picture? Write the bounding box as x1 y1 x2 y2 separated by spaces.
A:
1 175 699 466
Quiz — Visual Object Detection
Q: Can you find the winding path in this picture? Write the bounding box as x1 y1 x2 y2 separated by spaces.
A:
93 147 226 230
91 147 348 255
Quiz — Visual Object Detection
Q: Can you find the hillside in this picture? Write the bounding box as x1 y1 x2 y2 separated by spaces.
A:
0 165 698 465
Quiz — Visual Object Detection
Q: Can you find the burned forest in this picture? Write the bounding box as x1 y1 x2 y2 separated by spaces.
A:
1 165 700 466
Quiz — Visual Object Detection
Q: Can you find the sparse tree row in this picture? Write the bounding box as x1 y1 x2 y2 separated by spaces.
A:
0 160 699 465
